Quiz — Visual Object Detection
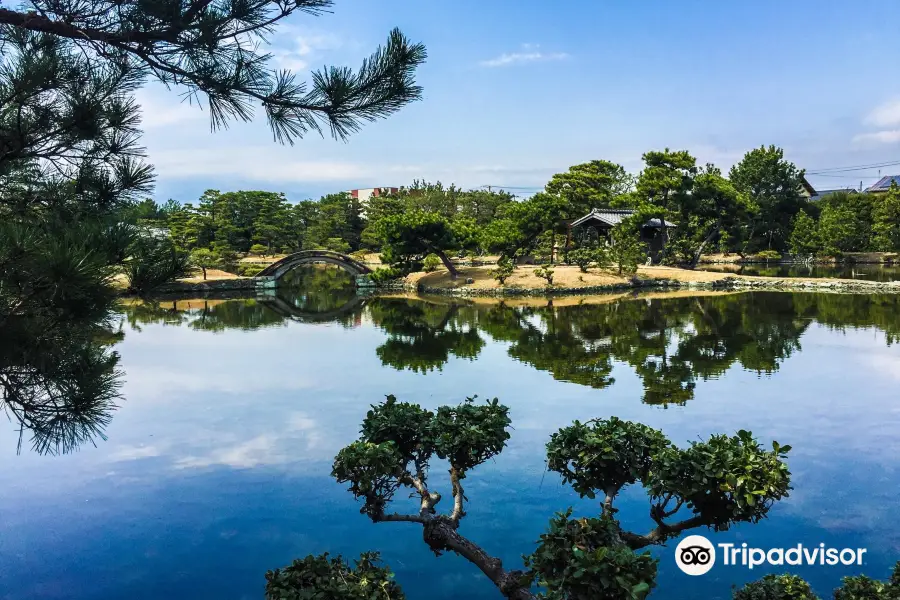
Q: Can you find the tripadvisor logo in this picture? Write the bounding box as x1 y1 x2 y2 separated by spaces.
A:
675 535 868 576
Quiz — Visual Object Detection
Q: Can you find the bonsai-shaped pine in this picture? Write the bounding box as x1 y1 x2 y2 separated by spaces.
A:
492 256 516 284
567 245 610 273
733 565 900 600
610 218 647 275
534 265 555 286
248 244 268 257
266 396 794 599
189 247 220 280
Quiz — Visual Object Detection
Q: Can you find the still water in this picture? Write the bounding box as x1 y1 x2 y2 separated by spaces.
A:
2 268 899 599
696 261 900 281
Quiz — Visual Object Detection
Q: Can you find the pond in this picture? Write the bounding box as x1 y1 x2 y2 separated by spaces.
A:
696 261 900 281
2 267 899 600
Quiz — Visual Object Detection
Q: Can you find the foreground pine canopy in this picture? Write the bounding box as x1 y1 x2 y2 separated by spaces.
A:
0 0 424 452
264 395 895 599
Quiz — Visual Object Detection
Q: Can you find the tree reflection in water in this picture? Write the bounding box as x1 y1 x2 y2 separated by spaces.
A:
30 261 900 457
110 283 900 459
1 305 122 456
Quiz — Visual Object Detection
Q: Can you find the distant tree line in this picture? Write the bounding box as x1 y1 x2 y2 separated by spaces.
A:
138 145 900 281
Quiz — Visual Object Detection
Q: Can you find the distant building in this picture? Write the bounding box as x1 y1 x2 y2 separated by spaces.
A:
567 208 676 262
347 187 399 205
865 175 900 194
799 177 817 199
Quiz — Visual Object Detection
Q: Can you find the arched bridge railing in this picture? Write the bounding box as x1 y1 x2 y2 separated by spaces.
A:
254 250 373 280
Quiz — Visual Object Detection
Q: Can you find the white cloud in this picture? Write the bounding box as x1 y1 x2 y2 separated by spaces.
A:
270 30 342 72
864 99 900 128
136 88 206 129
480 44 569 68
151 146 374 182
852 130 900 145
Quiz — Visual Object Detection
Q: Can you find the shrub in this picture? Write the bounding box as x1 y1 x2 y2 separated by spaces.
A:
238 263 266 276
534 265 554 286
492 257 515 285
733 574 817 599
756 250 782 261
370 267 402 285
249 243 268 256
422 253 442 272
350 250 369 262
568 246 610 273
610 222 645 275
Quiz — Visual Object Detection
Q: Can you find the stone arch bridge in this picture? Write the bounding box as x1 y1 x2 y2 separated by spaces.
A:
254 250 374 287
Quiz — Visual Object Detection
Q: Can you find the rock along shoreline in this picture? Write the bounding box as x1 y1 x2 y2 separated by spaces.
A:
145 274 900 298
409 276 900 297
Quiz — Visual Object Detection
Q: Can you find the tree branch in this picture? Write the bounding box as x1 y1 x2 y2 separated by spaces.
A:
423 517 534 600
621 514 708 550
449 467 465 523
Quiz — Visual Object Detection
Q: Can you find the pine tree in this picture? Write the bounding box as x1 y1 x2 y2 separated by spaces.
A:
1 0 426 452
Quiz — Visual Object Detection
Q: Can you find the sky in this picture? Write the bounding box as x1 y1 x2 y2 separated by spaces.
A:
140 0 900 203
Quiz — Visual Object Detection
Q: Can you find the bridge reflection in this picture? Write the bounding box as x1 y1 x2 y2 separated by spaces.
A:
256 292 368 323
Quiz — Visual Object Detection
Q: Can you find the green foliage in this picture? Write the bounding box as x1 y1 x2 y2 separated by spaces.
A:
789 210 821 256
123 236 191 294
648 432 792 531
374 210 462 275
189 247 219 280
756 250 782 261
534 265 555 285
324 237 352 253
431 396 511 471
492 256 516 284
833 570 900 600
526 510 657 600
735 563 900 600
332 440 407 517
332 395 512 517
610 219 647 275
370 267 403 284
729 146 806 253
423 253 442 272
546 418 670 499
733 574 818 600
481 192 569 258
249 244 268 256
545 160 634 214
237 263 266 277
873 183 900 253
818 192 874 256
567 246 609 272
265 552 405 600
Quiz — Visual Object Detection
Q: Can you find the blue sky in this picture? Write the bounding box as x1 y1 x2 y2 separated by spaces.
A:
141 0 900 203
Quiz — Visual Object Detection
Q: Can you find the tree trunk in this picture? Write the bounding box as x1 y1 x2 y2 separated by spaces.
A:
689 222 721 269
423 517 534 600
433 249 459 279
201 266 207 280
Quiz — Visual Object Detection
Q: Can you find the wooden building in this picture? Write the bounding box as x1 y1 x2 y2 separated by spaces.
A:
566 208 675 261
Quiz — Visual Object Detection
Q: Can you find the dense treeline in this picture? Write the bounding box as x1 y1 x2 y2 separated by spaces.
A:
140 146 900 281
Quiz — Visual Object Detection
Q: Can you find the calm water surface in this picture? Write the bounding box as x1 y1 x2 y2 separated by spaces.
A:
696 262 900 281
2 268 899 600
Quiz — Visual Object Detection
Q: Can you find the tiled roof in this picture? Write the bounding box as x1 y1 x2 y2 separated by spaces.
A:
866 176 900 192
570 208 675 228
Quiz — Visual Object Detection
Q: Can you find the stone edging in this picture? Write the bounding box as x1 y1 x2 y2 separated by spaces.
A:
409 276 900 297
140 274 900 297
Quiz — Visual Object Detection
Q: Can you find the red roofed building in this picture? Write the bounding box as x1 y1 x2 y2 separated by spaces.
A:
348 187 399 205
